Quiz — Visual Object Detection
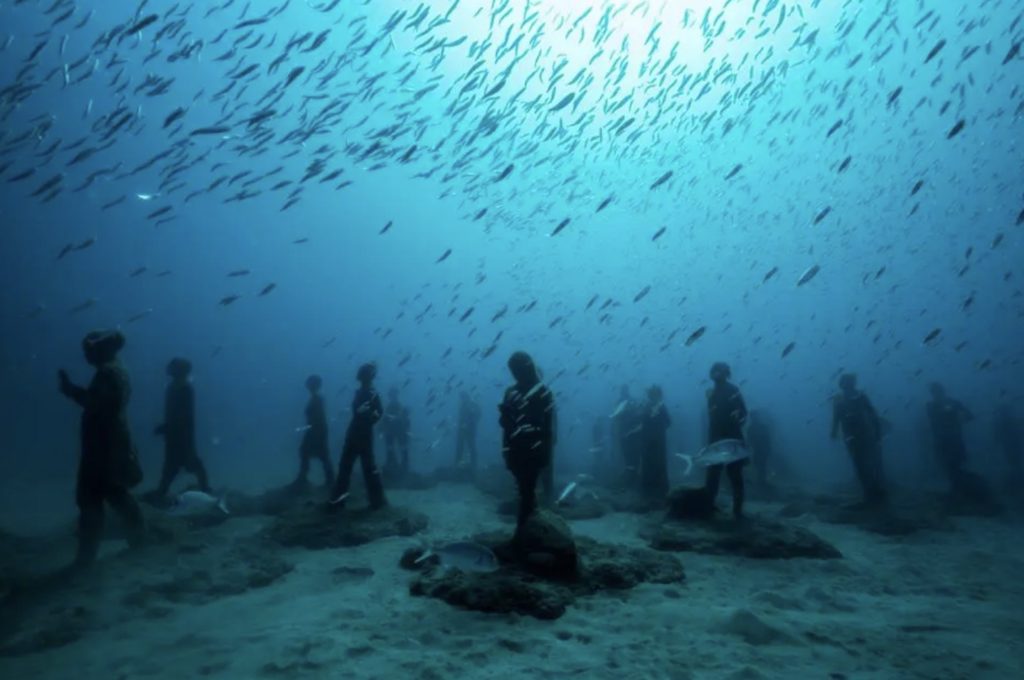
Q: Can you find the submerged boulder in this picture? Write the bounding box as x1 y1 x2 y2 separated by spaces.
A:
410 570 572 620
405 510 684 620
643 515 841 560
507 510 578 580
266 503 428 549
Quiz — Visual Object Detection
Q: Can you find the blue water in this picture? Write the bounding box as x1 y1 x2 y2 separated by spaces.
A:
1 0 1021 497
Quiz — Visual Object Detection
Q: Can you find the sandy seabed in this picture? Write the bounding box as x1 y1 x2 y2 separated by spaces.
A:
1 479 1023 680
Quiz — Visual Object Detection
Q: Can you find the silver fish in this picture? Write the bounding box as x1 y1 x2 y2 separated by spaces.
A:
168 490 229 516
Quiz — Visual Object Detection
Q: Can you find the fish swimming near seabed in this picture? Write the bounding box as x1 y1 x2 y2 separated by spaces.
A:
556 481 578 505
167 490 229 516
676 440 750 473
415 541 499 573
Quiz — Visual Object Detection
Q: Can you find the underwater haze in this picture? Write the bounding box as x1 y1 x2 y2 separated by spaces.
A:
1 0 1023 490
1 0 1023 678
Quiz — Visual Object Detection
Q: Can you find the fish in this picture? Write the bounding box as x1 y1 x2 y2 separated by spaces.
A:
826 120 843 137
651 226 667 241
813 207 831 225
633 285 651 303
685 326 706 346
911 180 925 196
797 265 821 286
228 269 250 277
68 299 96 314
219 295 240 306
259 283 276 296
725 164 743 180
123 14 159 38
550 93 574 112
763 266 779 283
328 491 350 506
380 221 393 235
923 328 942 345
781 342 796 358
129 267 147 278
596 195 613 212
167 490 229 516
494 164 514 182
650 170 673 190
163 108 186 129
1003 42 1021 65
415 541 499 573
191 126 231 136
436 249 452 263
550 218 570 236
947 120 966 139
674 453 694 475
556 481 578 505
924 39 946 63
127 309 152 323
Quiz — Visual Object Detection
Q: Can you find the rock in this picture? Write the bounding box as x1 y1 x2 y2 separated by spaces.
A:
266 503 428 549
407 522 684 620
410 571 573 620
642 515 841 559
666 486 716 521
717 608 797 646
575 537 684 590
511 510 579 580
399 546 430 570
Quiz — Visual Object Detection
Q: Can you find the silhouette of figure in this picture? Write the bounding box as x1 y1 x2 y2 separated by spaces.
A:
382 388 411 479
612 386 643 486
293 375 334 489
993 403 1022 488
499 352 556 530
590 416 610 477
926 382 974 497
455 391 481 470
58 330 144 568
747 409 774 490
146 358 210 501
641 385 671 499
704 362 748 518
329 364 387 510
831 374 886 505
